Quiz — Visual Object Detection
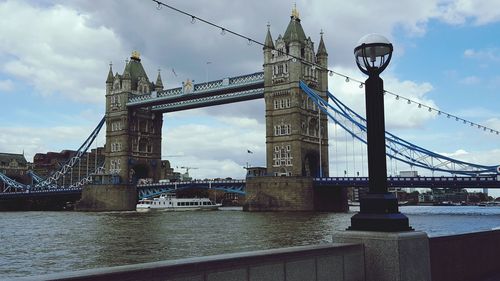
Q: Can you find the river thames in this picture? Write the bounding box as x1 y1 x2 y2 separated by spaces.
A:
1 206 499 279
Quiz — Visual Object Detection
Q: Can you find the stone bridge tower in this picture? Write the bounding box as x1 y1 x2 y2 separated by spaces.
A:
263 7 329 177
244 7 346 212
104 51 163 184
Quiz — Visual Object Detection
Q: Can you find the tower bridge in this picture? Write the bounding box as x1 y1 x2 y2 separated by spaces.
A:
0 8 499 211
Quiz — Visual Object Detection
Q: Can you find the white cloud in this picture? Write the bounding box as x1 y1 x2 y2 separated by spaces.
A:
0 79 14 92
485 118 500 131
0 0 498 186
0 125 97 161
328 66 437 130
439 148 500 167
460 76 481 85
463 48 500 62
438 0 500 25
0 1 127 103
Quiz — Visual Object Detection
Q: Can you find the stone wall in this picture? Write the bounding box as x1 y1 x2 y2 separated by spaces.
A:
75 184 137 211
244 176 348 212
18 244 365 281
429 229 500 281
244 176 315 211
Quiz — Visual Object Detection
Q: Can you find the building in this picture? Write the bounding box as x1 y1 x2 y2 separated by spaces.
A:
160 160 180 182
33 147 105 186
246 167 267 177
0 153 30 185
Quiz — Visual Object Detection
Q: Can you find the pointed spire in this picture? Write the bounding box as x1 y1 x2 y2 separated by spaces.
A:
264 23 274 49
283 4 306 44
155 69 164 90
291 3 300 20
122 58 131 79
317 30 328 56
106 62 114 83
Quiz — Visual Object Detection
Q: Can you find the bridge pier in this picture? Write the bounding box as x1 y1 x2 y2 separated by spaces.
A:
75 184 137 211
243 176 347 212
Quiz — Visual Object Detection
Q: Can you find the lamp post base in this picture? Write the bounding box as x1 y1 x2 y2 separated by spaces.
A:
348 192 413 232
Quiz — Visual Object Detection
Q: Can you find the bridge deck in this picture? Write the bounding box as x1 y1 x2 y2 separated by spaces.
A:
1 176 499 199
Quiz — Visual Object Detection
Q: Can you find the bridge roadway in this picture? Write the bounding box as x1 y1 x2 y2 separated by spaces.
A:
1 176 499 200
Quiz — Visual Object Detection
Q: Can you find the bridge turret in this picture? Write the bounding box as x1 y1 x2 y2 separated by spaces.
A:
121 60 132 91
263 6 329 177
155 70 164 91
263 24 274 89
316 31 329 98
106 63 114 95
104 51 163 185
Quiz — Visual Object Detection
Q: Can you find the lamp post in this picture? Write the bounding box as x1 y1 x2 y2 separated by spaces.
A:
348 34 412 232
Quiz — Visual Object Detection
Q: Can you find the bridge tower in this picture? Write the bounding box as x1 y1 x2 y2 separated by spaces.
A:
104 51 163 184
245 7 346 212
263 6 329 177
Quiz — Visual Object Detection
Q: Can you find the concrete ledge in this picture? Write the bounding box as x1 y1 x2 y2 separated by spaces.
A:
429 229 500 281
14 244 365 281
333 231 431 281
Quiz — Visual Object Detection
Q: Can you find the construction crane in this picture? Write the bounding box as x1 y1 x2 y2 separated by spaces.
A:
180 166 198 181
180 166 198 173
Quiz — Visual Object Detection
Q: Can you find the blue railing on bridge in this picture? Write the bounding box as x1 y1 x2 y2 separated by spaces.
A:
3 176 499 200
127 72 264 107
313 176 500 188
136 179 246 199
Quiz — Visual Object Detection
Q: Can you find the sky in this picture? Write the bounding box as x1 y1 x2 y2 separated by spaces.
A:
0 0 499 197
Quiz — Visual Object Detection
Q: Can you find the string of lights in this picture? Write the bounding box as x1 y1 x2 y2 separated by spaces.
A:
151 0 499 136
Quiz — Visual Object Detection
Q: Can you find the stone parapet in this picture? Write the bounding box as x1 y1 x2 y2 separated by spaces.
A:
333 231 431 281
15 244 364 281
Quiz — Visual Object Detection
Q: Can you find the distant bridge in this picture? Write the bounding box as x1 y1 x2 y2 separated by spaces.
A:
1 176 498 208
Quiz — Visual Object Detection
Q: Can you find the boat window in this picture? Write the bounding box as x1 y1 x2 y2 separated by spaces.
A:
177 202 180 206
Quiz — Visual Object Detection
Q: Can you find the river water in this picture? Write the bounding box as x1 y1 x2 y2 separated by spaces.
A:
1 206 499 279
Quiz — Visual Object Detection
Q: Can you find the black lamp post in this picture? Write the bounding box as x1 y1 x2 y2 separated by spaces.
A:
348 34 413 232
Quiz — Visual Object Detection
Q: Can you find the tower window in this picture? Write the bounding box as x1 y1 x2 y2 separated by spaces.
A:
274 124 291 136
272 144 293 167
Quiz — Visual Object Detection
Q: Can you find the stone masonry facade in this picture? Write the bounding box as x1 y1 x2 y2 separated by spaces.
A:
105 51 163 184
263 7 329 178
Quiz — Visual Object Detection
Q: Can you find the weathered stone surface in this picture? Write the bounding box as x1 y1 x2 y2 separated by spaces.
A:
244 176 314 211
75 184 137 211
333 231 431 281
244 176 347 211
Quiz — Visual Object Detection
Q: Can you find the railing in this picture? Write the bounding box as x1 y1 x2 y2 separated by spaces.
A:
151 88 263 112
313 176 500 188
429 229 500 281
127 72 264 107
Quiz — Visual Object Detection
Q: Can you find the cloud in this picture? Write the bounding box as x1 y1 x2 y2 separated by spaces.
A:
438 0 500 25
439 148 500 167
0 79 14 92
328 66 437 130
0 0 498 185
460 75 481 85
463 48 500 62
0 1 127 103
0 125 97 161
485 118 500 131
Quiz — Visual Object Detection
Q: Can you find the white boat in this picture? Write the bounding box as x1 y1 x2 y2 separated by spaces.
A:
136 194 221 211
